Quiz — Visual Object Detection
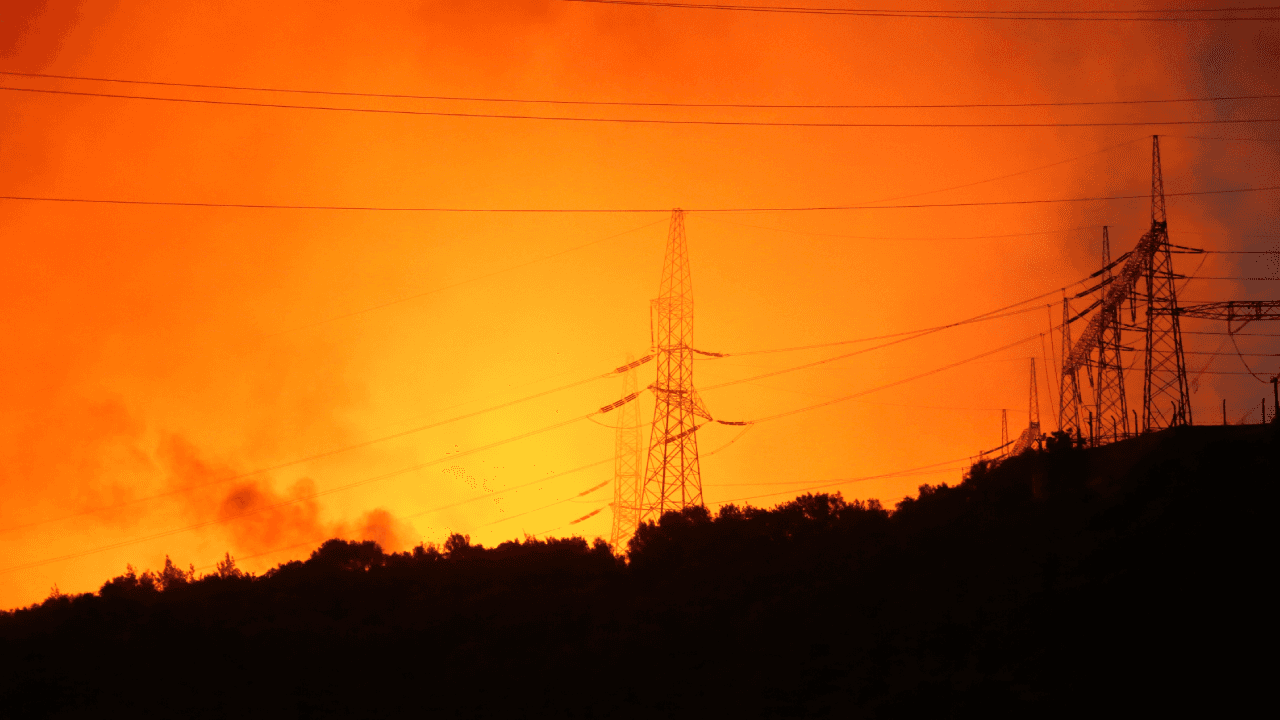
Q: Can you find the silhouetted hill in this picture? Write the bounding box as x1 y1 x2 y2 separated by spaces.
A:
2 423 1274 718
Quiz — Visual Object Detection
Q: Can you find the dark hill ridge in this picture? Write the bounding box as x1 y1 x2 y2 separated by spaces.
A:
2 423 1274 718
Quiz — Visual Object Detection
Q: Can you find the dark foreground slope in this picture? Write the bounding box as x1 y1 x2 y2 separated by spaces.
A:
2 424 1274 718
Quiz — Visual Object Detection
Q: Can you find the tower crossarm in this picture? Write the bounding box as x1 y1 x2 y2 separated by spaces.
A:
1173 300 1280 321
1064 230 1160 374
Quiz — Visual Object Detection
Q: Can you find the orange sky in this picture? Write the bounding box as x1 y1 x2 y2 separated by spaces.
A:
1 1 1277 608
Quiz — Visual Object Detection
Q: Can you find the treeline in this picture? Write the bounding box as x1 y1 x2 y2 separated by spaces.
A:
1 424 1274 717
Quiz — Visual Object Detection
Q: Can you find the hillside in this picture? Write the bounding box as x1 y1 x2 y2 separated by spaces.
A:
2 422 1274 718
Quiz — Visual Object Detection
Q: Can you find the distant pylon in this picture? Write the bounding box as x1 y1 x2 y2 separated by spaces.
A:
609 355 643 551
640 209 710 524
1029 357 1041 437
1094 226 1129 443
1058 294 1084 438
1141 136 1192 430
1000 409 1009 452
1010 358 1042 454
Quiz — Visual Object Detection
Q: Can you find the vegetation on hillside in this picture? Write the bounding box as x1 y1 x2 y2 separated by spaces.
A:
2 423 1273 717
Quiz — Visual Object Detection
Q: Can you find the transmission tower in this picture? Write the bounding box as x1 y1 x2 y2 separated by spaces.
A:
1141 136 1192 430
1010 358 1043 454
1094 226 1129 443
1000 409 1009 451
609 355 643 551
1029 357 1041 440
640 209 710 524
1058 294 1084 438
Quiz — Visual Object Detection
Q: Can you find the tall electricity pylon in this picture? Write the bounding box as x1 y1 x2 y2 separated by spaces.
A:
609 355 643 551
1010 358 1043 454
1058 294 1084 438
1094 226 1129 442
1142 136 1192 430
1029 357 1041 441
640 209 710 524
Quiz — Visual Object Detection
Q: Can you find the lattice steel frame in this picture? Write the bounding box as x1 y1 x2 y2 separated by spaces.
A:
609 356 643 550
640 209 710 524
1011 358 1042 454
1059 296 1084 438
1141 137 1192 430
1094 226 1129 443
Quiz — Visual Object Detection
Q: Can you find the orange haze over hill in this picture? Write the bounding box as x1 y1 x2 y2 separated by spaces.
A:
1 1 1277 608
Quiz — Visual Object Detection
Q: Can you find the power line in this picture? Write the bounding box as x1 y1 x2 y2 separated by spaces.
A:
1184 351 1280 356
700 302 1060 360
708 461 971 488
0 409 604 575
1185 331 1280 336
563 0 1280 21
740 329 1051 424
0 358 650 536
480 479 611 528
704 456 973 506
5 184 1279 213
1167 134 1280 142
229 415 757 554
703 216 1109 241
396 458 613 523
4 85 1280 127
195 456 617 571
6 70 1279 109
700 270 1104 364
830 137 1147 206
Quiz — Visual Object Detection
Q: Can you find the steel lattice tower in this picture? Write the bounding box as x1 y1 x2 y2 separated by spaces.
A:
609 355 644 550
640 209 710 524
1011 358 1042 454
1141 136 1192 430
1094 226 1129 442
1058 295 1084 438
1028 357 1041 437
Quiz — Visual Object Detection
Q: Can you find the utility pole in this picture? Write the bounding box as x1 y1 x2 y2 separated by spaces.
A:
1095 226 1129 442
1000 409 1009 454
640 209 710 525
609 355 643 551
1142 136 1192 430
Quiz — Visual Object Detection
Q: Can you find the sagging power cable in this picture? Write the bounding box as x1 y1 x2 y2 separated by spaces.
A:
736 330 1052 426
698 268 1105 361
0 356 653 537
0 391 646 575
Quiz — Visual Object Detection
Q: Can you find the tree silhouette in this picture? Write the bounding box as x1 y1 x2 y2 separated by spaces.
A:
1 423 1273 717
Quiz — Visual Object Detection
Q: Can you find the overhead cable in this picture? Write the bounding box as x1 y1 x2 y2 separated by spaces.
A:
700 277 1089 366
7 71 1280 109
0 357 651 536
6 184 1278 212
396 458 612 522
740 330 1052 424
701 216 1113 242
0 412 597 575
563 0 1280 22
705 456 975 506
568 506 607 525
5 86 1280 127
1 392 647 575
480 479 611 528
